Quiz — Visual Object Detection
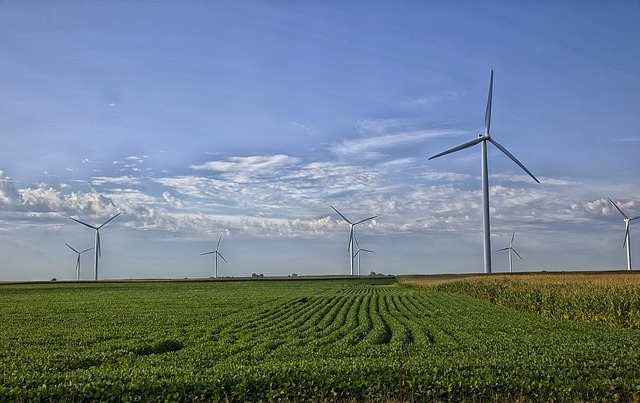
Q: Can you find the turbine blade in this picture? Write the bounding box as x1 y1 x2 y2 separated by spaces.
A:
608 198 629 219
510 232 515 245
216 235 222 249
80 247 94 254
361 249 375 253
348 227 354 252
96 231 101 257
429 137 484 160
497 247 509 252
624 224 629 248
354 215 378 225
217 252 228 264
354 234 360 249
201 251 215 255
69 217 97 230
98 212 122 229
488 138 540 183
331 206 353 224
485 70 493 136
512 248 524 260
630 216 640 221
66 243 80 254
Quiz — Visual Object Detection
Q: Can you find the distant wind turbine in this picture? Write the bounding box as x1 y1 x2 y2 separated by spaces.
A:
429 70 539 274
353 236 374 276
65 243 93 281
69 212 121 281
497 232 522 273
331 206 377 275
201 235 227 278
608 198 640 271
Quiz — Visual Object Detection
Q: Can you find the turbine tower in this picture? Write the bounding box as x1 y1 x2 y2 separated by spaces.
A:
69 212 121 281
497 232 522 273
353 236 374 276
65 244 93 281
331 206 377 275
608 198 640 271
201 235 227 278
429 70 539 274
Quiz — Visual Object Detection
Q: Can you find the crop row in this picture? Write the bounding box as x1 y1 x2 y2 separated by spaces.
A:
3 278 640 401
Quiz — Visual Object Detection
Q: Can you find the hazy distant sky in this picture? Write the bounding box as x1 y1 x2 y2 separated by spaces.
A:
1 1 639 280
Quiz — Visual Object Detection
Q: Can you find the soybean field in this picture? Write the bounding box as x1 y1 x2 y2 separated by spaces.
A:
3 277 640 401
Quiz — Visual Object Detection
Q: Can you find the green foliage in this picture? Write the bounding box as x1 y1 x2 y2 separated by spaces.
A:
2 278 640 401
135 339 183 356
435 278 640 329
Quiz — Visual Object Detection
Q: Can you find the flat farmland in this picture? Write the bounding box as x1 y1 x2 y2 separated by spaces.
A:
3 276 640 401
406 271 640 330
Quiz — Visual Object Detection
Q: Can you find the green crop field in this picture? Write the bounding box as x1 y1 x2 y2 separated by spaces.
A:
3 276 640 401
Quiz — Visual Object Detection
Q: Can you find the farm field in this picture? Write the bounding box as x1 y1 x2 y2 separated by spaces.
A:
2 276 640 401
401 271 640 330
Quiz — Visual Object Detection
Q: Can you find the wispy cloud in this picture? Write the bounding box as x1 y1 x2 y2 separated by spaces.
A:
91 176 142 186
400 90 460 109
191 155 300 173
0 146 631 246
330 129 463 159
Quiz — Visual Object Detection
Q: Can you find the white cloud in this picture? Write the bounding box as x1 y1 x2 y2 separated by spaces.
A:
0 146 632 251
191 154 300 173
490 173 578 186
329 129 463 159
162 191 187 209
91 176 142 186
0 171 20 205
421 170 472 182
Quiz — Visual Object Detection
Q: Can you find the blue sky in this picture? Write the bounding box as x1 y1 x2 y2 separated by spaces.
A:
1 1 639 280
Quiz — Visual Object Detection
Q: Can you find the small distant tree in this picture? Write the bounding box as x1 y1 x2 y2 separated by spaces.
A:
252 273 259 277
290 273 298 277
259 273 264 277
369 271 376 276
50 278 57 282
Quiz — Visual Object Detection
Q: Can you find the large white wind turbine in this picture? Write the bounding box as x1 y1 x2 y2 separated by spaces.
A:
353 236 374 276
69 212 121 281
429 70 539 274
608 198 640 271
65 243 93 281
497 232 522 273
331 206 377 275
201 235 228 278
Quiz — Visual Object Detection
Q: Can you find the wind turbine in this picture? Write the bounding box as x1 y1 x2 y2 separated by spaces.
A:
69 212 121 281
65 244 93 281
497 232 522 273
429 70 539 274
331 206 377 275
353 236 374 276
608 198 640 271
201 235 228 278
